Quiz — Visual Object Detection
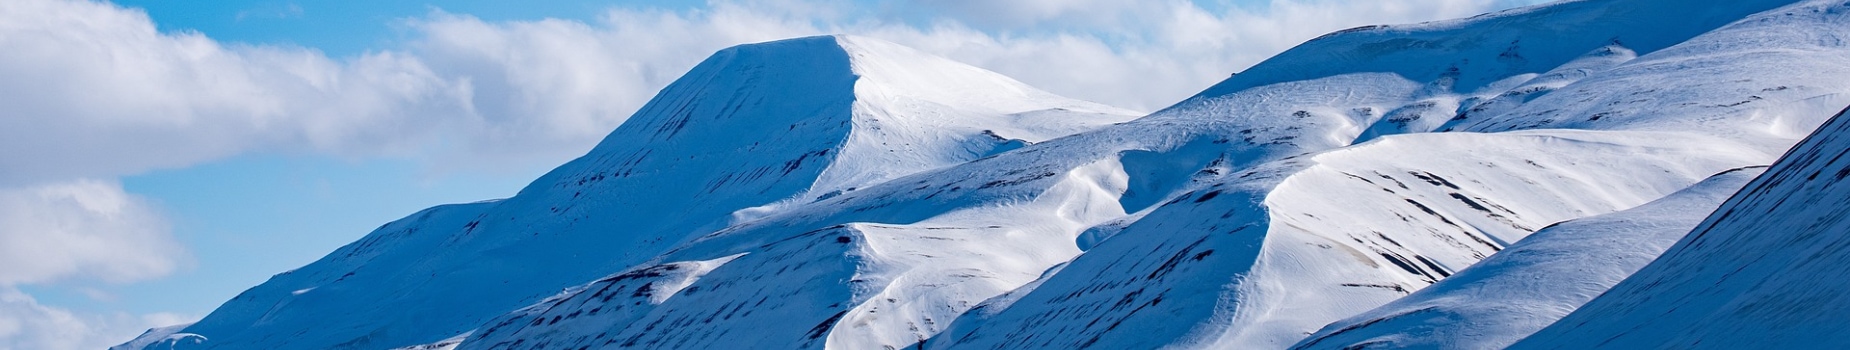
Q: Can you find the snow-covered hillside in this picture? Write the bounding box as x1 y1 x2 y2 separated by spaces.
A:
1289 166 1765 350
927 0 1849 348
1285 1 1850 348
124 0 1850 349
1507 106 1850 349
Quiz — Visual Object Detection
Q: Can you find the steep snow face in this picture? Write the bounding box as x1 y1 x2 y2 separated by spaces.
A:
145 35 1134 350
1289 167 1765 350
1508 107 1850 349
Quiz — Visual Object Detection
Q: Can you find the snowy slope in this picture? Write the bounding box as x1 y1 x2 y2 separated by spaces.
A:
1506 105 1850 349
134 35 1134 350
925 0 1850 348
1282 2 1850 348
110 323 202 350
1289 166 1765 350
125 0 1850 349
919 129 1770 349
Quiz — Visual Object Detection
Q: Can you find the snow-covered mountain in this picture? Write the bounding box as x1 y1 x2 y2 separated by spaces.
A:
124 0 1850 349
125 35 1135 350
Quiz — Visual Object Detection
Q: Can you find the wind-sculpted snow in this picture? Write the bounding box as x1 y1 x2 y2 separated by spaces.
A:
922 130 1770 349
126 0 1850 349
928 0 1850 347
1298 2 1850 348
1507 106 1850 349
1443 0 1850 146
1290 167 1765 350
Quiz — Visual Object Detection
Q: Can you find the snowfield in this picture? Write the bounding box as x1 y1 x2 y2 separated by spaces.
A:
1290 166 1766 350
124 0 1850 349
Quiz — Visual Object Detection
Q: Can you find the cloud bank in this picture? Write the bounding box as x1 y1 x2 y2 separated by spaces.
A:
3 0 1553 185
0 286 193 350
0 180 183 286
0 178 191 349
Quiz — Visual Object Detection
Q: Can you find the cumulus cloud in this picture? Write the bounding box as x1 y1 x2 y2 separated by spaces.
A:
894 0 1151 30
0 0 473 186
0 179 194 348
0 158 190 344
865 0 1554 110
0 287 197 350
385 0 1560 165
0 179 185 285
0 0 1557 186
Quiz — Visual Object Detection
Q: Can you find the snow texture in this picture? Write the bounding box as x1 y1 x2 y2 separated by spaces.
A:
1508 105 1850 349
1290 166 1765 350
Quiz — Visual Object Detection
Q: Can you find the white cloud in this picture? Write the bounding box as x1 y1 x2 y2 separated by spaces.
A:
392 0 1560 147
863 0 1556 111
0 287 198 350
0 0 477 187
0 179 194 348
0 180 185 286
0 0 1559 185
894 0 1152 31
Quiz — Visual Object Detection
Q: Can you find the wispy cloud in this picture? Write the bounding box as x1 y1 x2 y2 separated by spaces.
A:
0 287 199 350
0 179 184 286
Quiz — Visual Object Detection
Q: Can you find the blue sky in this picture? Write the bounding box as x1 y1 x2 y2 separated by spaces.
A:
115 0 703 56
0 0 1549 348
18 0 654 317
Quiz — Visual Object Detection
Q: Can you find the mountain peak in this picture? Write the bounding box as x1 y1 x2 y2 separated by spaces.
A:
141 35 1133 350
556 34 1133 217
